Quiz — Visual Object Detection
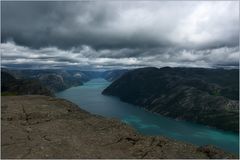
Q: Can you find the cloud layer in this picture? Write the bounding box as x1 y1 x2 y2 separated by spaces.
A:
1 1 239 69
2 41 238 70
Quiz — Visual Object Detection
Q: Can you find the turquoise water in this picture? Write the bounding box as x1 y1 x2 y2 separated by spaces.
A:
56 78 239 154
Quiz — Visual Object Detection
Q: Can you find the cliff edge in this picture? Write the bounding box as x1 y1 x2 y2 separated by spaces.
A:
1 95 237 159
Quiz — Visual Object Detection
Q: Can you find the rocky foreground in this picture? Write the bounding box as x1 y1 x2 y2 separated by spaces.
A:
1 95 237 159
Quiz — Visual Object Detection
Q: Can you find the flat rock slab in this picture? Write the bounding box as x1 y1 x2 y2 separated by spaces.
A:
1 95 237 159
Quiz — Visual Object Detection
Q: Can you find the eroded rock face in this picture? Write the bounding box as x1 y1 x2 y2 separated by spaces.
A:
1 95 237 159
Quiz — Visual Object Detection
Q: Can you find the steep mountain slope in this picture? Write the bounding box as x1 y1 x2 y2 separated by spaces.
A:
2 69 90 92
102 67 239 132
1 95 236 159
102 69 129 82
1 71 52 96
2 68 130 92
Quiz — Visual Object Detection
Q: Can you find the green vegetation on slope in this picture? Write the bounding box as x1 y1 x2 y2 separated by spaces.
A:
103 67 239 133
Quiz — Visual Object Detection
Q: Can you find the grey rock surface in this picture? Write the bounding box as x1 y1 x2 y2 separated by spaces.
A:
1 95 237 159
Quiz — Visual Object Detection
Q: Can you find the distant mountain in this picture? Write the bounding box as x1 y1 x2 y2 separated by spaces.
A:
102 67 239 133
2 68 130 91
102 69 129 81
1 71 52 96
79 69 129 82
2 69 91 92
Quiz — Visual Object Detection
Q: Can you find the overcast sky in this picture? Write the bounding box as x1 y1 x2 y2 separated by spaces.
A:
1 1 239 70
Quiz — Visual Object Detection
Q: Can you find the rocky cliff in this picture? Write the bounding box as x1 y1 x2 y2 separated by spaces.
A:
2 68 128 92
102 67 239 133
1 71 52 96
2 69 90 92
1 95 236 159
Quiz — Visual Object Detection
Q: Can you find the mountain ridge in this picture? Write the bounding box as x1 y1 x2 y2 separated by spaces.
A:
102 67 239 133
1 68 129 93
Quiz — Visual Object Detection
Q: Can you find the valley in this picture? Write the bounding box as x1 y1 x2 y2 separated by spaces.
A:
1 67 239 158
1 1 238 159
56 78 239 154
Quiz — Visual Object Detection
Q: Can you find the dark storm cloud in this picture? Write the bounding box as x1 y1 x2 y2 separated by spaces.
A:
1 1 239 69
2 1 238 50
1 1 167 50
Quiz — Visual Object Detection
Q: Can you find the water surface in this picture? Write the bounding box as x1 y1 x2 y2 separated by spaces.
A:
56 78 239 154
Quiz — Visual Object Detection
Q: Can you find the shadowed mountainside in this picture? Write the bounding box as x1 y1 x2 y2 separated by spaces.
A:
1 68 128 93
1 71 52 96
102 69 129 82
2 69 90 92
102 67 239 133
